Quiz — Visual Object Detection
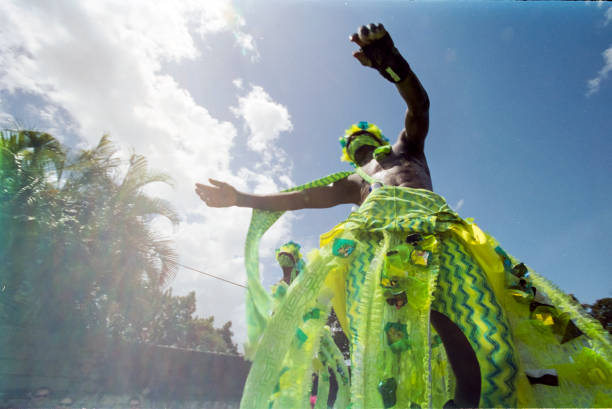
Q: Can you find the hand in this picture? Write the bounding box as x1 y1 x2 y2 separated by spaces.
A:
349 23 409 83
350 23 389 68
195 179 239 208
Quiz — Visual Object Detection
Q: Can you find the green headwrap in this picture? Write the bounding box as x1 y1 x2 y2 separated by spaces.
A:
339 121 389 166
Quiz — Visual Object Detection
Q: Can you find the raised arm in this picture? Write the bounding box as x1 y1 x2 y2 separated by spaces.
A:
195 177 361 212
350 23 430 152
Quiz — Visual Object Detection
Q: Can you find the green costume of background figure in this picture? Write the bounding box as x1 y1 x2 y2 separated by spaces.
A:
240 123 612 409
260 241 350 409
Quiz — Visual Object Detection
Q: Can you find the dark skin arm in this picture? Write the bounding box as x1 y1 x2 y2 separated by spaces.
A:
396 75 430 153
195 177 361 211
350 23 430 153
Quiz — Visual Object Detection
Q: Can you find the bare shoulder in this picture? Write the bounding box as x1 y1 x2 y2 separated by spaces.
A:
394 128 425 155
330 173 363 205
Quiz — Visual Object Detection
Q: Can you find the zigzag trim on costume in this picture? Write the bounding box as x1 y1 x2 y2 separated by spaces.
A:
436 237 518 408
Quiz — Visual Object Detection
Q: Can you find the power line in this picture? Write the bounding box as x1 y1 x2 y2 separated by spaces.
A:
175 262 247 289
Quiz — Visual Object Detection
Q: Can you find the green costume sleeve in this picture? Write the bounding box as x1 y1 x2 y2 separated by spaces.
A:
243 171 353 358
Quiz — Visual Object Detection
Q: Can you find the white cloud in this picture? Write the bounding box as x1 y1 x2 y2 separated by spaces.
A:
604 7 612 26
233 78 244 89
586 45 612 96
231 85 294 153
194 0 260 61
0 1 285 349
235 31 259 61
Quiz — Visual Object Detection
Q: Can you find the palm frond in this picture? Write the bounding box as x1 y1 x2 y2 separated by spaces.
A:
118 154 174 197
129 195 180 225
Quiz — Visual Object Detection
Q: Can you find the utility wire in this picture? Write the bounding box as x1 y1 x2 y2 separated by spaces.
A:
175 262 247 289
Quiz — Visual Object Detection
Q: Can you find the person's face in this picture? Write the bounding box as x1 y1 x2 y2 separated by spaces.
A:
281 266 294 284
347 131 377 166
277 253 295 269
354 145 375 167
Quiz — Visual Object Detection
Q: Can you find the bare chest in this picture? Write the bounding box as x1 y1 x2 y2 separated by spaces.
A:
358 151 433 203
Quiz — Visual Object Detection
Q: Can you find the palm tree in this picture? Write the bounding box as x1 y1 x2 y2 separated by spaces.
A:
0 130 67 324
0 130 66 227
58 135 180 337
1 129 240 353
1 131 179 338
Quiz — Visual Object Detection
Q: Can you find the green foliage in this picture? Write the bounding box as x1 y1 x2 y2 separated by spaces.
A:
0 130 238 355
584 298 612 335
139 289 238 354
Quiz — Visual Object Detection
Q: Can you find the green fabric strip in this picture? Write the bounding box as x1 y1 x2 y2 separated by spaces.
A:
240 249 349 409
243 171 353 356
354 165 381 186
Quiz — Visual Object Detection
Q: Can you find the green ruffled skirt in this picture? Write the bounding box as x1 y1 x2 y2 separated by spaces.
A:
241 186 612 409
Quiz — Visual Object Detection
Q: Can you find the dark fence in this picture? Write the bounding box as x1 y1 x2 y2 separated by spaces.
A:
0 325 250 408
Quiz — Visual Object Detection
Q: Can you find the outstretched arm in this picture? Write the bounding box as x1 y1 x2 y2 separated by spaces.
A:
195 177 361 212
350 23 430 152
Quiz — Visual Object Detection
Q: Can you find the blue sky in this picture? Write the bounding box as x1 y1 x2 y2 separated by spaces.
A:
1 1 611 347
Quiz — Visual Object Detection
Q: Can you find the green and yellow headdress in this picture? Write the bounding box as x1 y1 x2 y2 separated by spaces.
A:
275 241 305 283
339 121 390 167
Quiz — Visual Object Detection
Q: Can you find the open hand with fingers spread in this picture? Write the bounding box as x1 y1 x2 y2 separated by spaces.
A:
195 179 239 208
349 23 411 83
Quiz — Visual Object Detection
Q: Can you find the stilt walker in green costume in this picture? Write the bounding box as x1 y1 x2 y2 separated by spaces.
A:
269 242 351 409
196 23 612 408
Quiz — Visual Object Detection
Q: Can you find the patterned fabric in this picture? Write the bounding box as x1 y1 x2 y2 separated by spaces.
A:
241 185 612 409
324 187 463 408
432 236 518 408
